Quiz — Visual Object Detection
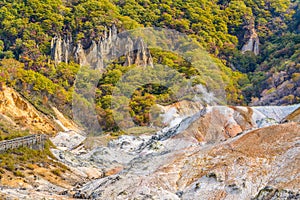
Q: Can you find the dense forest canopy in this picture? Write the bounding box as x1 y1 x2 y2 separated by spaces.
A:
0 0 299 133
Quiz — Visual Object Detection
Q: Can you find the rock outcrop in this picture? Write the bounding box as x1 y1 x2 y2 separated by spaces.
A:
242 22 260 55
254 186 300 200
74 121 300 200
74 119 300 199
71 104 299 199
283 107 300 122
51 25 153 70
161 103 299 142
0 85 86 136
1 98 299 199
0 86 57 134
252 70 300 106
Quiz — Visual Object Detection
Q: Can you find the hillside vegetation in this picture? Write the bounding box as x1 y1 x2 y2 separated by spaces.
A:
0 0 299 133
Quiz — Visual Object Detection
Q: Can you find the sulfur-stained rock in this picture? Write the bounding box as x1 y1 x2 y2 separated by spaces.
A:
73 122 299 199
0 86 57 134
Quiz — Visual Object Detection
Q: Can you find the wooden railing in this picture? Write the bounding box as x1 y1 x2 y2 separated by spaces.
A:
0 134 48 152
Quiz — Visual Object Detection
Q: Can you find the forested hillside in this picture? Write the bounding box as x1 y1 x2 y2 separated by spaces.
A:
0 0 299 133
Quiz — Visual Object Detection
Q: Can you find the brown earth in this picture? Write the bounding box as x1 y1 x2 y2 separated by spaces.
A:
0 86 58 134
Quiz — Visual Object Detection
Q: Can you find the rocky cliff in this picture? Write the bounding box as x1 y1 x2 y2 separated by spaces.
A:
51 25 153 70
0 85 84 135
241 20 260 56
0 86 57 134
251 68 300 106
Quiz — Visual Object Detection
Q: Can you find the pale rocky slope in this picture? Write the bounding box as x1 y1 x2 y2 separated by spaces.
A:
0 87 88 199
74 122 299 200
68 102 299 199
0 87 299 199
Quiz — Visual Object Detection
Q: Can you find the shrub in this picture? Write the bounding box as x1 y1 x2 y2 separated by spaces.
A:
13 170 25 177
51 169 62 176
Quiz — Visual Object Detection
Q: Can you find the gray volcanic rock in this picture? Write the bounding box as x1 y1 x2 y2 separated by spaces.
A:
74 122 300 200
251 68 300 106
72 104 299 200
254 186 300 200
51 25 153 70
3 102 298 199
241 19 259 56
242 27 259 56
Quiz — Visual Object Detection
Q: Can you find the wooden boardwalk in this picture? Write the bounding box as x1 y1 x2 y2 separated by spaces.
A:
0 134 47 152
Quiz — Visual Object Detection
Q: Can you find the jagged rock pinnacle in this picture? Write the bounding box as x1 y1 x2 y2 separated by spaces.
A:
51 26 154 69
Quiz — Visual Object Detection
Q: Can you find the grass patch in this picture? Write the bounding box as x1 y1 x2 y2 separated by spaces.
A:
13 170 25 177
0 121 30 141
0 139 68 181
110 126 157 137
0 114 70 185
51 169 62 176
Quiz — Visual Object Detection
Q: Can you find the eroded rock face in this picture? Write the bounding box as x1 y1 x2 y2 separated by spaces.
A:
180 106 253 143
51 25 153 70
241 18 259 56
254 186 300 200
0 86 57 134
162 104 299 144
71 103 299 199
159 100 203 127
284 107 300 122
74 122 300 200
2 95 298 199
253 70 300 106
242 27 259 55
51 34 71 65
